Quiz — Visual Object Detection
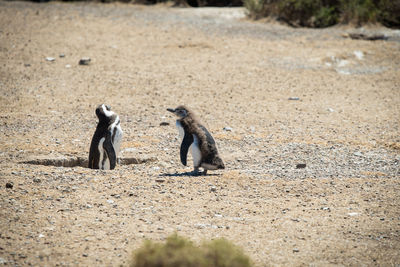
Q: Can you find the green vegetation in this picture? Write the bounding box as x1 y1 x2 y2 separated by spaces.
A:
129 234 253 267
244 0 400 28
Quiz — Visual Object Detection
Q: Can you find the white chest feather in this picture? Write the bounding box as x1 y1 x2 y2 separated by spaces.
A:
98 137 110 170
111 122 123 156
191 134 202 167
176 121 185 141
176 121 202 167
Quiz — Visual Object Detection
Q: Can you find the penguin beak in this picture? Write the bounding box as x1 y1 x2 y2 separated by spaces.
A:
167 108 175 113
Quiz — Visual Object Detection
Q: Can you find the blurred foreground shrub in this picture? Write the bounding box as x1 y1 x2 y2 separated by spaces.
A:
244 0 400 28
129 234 253 267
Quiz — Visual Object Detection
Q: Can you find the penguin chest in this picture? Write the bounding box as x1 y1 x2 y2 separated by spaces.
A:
98 137 110 170
176 121 202 167
111 124 123 156
190 134 202 168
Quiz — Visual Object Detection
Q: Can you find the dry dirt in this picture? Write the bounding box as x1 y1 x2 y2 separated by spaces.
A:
1 1 400 266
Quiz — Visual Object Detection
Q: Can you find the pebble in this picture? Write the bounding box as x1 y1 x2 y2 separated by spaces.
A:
24 63 31 67
348 212 358 216
6 182 13 189
45 57 55 62
159 122 170 126
33 178 41 183
288 97 300 100
354 152 363 157
210 186 217 192
223 126 232 132
0 257 6 264
293 248 300 253
65 64 71 68
106 199 114 204
354 50 364 60
79 57 91 65
155 178 166 183
59 54 65 58
327 108 335 112
296 163 306 169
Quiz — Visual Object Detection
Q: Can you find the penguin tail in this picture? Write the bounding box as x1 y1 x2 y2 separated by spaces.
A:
214 157 225 169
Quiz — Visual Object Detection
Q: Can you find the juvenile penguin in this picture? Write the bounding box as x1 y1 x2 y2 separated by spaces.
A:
88 104 123 170
167 105 225 175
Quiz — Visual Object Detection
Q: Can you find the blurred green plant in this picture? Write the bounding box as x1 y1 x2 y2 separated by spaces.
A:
130 234 253 267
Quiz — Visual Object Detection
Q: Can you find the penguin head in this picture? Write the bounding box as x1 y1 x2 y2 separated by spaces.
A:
95 104 114 122
167 105 189 118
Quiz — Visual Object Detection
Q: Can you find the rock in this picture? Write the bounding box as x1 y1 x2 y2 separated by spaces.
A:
327 108 335 112
354 152 363 157
288 97 300 101
79 57 91 65
223 126 232 132
354 51 364 60
6 182 13 189
155 178 166 183
296 163 306 169
45 57 55 62
33 178 41 183
59 54 65 58
106 199 114 204
65 64 71 68
159 122 170 126
348 212 358 216
293 248 300 253
82 253 88 257
24 63 31 67
210 186 217 192
0 257 6 264
38 234 44 238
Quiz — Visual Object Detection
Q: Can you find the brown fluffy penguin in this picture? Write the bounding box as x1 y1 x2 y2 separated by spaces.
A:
167 105 225 175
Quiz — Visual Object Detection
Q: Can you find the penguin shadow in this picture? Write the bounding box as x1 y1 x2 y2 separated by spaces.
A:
159 171 222 177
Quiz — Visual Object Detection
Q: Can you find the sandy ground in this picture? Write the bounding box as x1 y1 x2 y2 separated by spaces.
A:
0 1 400 266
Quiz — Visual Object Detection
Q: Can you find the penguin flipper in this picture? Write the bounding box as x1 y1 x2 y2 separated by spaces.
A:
180 132 193 166
103 132 117 170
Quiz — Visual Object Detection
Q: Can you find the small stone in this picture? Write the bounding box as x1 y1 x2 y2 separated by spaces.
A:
79 57 91 65
293 248 300 253
0 257 6 264
155 178 165 183
288 97 300 100
33 178 41 183
45 57 55 62
82 253 88 257
296 163 306 169
59 54 65 58
348 212 358 216
157 227 164 230
65 64 71 68
223 126 232 132
24 63 31 67
210 186 217 192
6 182 13 189
38 234 44 238
327 108 335 112
159 122 169 126
106 199 114 204
354 50 364 60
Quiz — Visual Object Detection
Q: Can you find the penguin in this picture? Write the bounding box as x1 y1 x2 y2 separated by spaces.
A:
88 104 123 170
167 105 225 175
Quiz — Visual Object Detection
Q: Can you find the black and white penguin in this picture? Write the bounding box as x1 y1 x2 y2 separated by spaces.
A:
167 105 225 175
88 104 123 170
